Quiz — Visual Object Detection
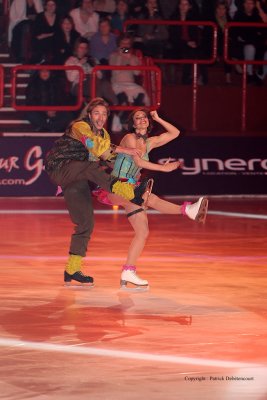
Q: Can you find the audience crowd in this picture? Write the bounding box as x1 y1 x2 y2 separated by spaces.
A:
4 0 267 130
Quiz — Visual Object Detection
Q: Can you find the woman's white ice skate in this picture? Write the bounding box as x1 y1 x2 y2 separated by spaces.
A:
120 266 149 292
184 197 208 223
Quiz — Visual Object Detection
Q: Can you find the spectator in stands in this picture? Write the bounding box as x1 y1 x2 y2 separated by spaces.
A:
191 0 239 19
90 18 117 64
109 34 150 105
197 1 218 68
111 0 130 36
25 68 73 132
126 0 147 40
65 37 98 101
109 34 150 112
169 0 208 85
212 0 233 84
65 37 117 104
134 0 169 58
31 0 60 63
8 0 43 63
93 0 116 18
69 0 99 41
128 0 146 18
54 15 81 64
233 0 264 84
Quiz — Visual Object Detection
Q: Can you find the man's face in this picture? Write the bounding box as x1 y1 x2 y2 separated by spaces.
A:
89 105 108 130
147 0 157 9
216 4 227 18
244 0 255 13
82 0 93 12
77 43 88 58
39 69 50 80
120 39 131 52
99 21 111 35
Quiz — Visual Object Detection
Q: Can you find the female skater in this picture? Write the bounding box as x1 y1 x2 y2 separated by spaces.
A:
98 108 208 290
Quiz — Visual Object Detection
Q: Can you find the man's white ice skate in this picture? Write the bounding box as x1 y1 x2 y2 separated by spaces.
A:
184 197 208 223
120 266 149 292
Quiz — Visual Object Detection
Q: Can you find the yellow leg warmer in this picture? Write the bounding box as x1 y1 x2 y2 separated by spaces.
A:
112 181 134 201
65 255 83 275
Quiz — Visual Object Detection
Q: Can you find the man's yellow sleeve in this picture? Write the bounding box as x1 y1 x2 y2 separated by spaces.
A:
71 121 111 158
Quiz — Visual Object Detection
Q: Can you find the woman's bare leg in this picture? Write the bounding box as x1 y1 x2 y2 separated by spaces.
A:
107 193 149 287
147 193 208 223
107 193 130 207
124 205 149 266
107 193 149 265
147 193 182 214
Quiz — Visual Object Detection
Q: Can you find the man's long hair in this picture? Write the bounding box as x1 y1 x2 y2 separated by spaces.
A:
79 97 110 121
66 97 110 135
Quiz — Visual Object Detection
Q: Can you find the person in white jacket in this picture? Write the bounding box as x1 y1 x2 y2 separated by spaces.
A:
8 0 43 63
69 0 99 41
65 37 101 101
65 37 117 105
109 35 150 107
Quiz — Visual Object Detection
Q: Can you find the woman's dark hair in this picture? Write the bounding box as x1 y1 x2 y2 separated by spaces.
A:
127 107 153 134
44 0 57 7
59 15 75 28
99 17 112 27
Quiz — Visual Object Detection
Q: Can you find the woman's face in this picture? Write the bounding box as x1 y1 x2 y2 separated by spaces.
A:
45 1 56 13
89 105 108 130
61 18 73 33
133 110 149 131
117 1 128 14
179 0 191 14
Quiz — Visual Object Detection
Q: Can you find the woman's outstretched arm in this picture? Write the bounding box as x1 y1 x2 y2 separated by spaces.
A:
148 110 180 150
